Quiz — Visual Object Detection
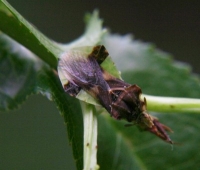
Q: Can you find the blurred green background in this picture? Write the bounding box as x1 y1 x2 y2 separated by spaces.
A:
1 1 200 169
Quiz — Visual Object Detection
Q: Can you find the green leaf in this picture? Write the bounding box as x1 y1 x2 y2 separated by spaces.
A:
0 33 84 169
102 34 200 97
94 33 200 169
97 115 147 170
2 1 200 169
0 34 39 110
0 3 106 169
37 69 83 170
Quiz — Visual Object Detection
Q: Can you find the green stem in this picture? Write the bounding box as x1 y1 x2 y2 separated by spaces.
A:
81 102 99 170
0 0 61 69
77 92 200 114
142 94 200 113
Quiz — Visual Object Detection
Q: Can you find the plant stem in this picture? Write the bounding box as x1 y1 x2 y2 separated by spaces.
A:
142 94 200 113
81 102 99 170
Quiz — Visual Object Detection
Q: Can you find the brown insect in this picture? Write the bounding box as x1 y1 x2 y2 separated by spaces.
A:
58 45 173 143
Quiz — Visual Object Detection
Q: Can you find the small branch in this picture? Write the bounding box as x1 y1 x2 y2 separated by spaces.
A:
81 102 99 170
142 94 200 113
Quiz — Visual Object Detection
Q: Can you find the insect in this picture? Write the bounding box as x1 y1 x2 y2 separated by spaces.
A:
58 45 173 143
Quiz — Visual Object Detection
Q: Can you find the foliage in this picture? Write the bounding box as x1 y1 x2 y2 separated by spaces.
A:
0 0 200 170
